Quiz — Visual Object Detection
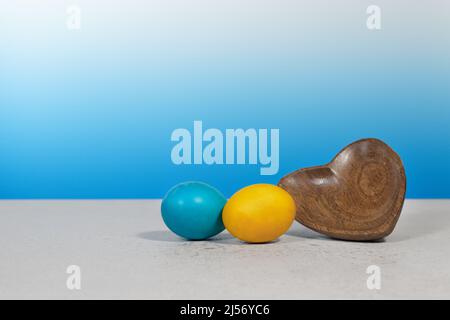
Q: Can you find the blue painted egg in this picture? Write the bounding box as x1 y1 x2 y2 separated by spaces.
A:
161 181 226 240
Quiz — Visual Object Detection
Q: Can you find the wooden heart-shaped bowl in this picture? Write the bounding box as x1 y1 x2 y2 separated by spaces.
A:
278 138 406 241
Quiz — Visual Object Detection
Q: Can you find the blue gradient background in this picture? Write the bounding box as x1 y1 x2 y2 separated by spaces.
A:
1 0 449 199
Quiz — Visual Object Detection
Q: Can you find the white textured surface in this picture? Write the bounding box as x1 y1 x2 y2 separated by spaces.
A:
0 199 449 299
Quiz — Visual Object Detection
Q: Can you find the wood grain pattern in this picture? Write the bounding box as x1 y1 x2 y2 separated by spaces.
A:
278 138 406 241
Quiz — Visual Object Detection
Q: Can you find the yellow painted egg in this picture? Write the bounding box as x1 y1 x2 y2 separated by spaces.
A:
222 184 296 243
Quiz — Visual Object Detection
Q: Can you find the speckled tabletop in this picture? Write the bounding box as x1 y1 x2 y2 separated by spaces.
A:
0 199 449 299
